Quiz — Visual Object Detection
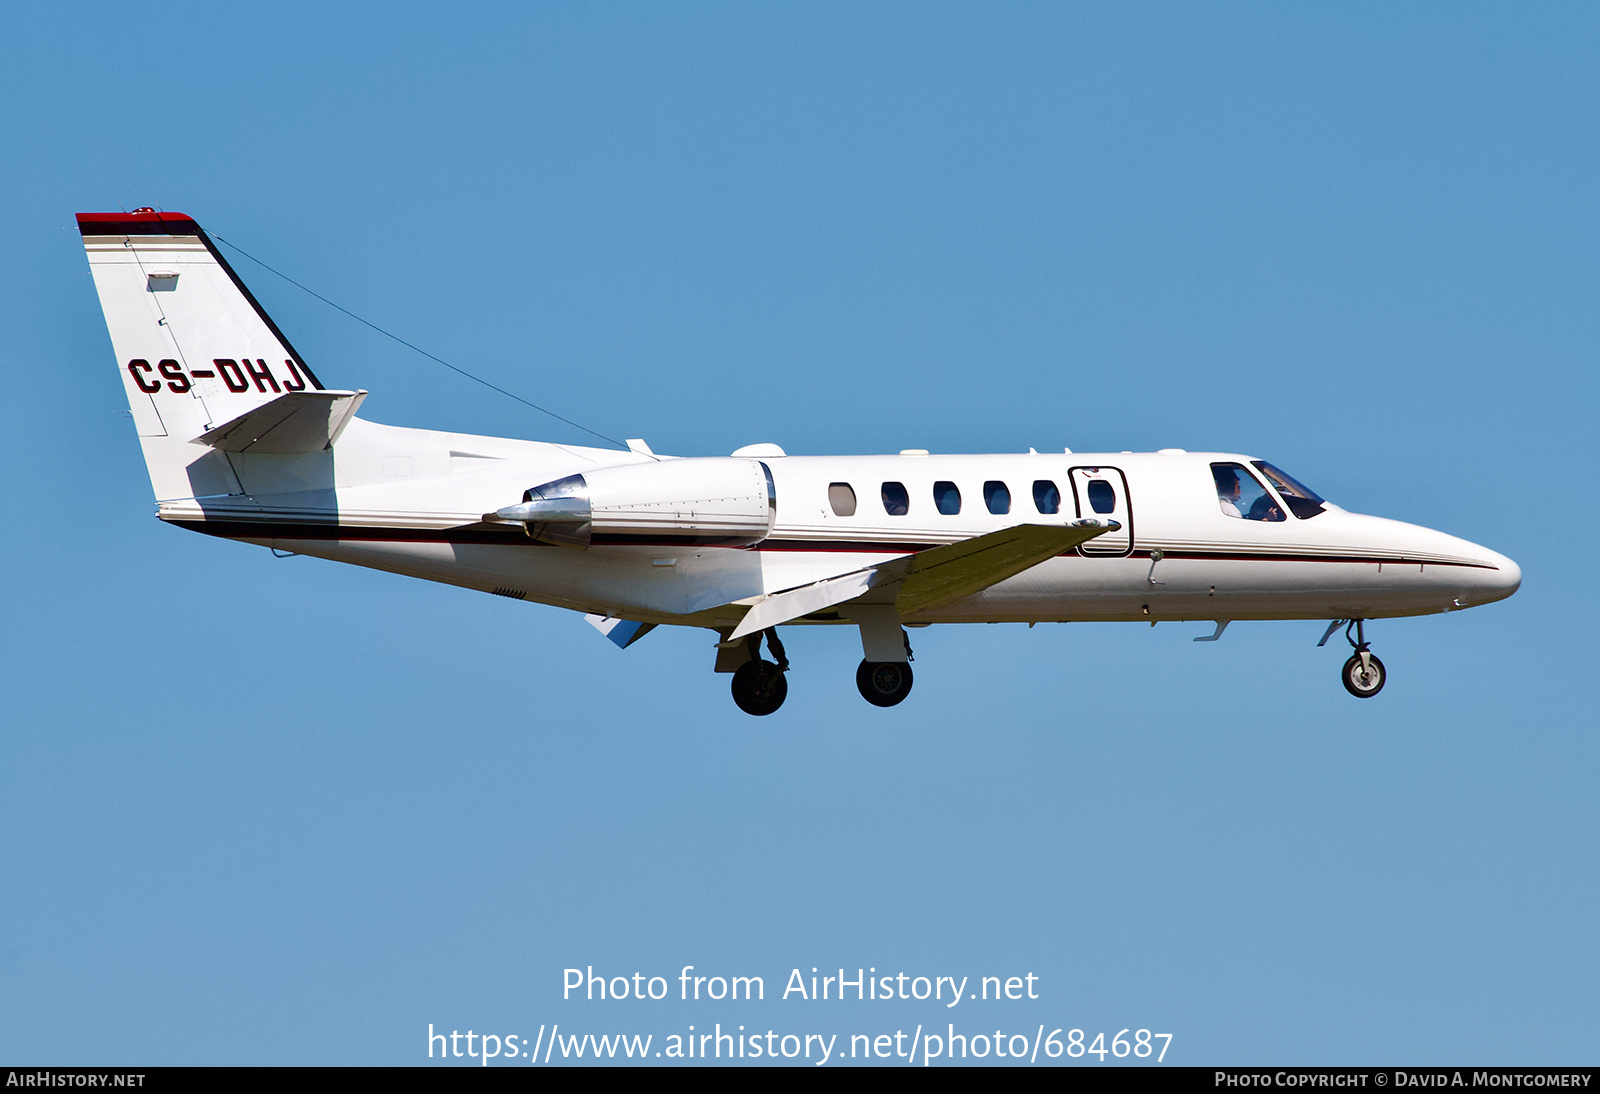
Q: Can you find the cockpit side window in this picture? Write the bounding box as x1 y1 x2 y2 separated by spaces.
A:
1211 462 1285 522
1251 461 1326 519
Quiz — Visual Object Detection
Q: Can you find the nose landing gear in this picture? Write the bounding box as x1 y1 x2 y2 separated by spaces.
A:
1335 619 1386 698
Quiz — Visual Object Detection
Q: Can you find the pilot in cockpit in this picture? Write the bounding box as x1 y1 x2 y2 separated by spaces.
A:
1215 466 1246 518
1212 463 1285 522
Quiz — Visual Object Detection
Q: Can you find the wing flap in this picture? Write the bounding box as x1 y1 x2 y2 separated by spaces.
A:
728 568 877 640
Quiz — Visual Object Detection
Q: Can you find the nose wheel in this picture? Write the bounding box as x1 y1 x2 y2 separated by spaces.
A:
1342 651 1386 697
856 660 914 707
1332 619 1386 698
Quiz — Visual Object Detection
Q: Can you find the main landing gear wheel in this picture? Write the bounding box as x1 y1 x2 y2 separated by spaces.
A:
732 659 788 716
1342 653 1386 698
856 660 914 707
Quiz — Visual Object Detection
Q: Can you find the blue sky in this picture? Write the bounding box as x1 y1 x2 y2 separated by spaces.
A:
1 1 1595 1065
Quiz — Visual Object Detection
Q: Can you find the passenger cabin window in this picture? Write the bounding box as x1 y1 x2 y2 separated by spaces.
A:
828 482 857 517
933 481 961 515
1251 461 1327 519
881 481 909 516
984 481 1010 515
1211 462 1285 522
1033 479 1060 514
1086 479 1116 514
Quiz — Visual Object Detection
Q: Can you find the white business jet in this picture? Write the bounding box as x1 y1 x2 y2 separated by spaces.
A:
80 210 1521 715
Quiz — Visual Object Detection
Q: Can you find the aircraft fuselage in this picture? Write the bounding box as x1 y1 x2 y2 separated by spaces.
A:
156 427 1519 631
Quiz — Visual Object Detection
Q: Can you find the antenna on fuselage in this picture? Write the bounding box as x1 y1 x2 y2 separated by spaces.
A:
211 232 627 449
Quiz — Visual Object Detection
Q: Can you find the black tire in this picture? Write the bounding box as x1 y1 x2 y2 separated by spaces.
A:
856 659 914 707
732 660 787 716
1342 653 1386 698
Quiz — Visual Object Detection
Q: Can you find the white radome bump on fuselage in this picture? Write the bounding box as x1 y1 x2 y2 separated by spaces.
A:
78 209 1520 689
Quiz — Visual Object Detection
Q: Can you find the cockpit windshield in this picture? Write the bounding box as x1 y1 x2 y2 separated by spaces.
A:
1251 461 1327 519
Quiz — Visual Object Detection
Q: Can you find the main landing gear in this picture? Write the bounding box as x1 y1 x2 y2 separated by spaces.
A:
730 628 789 716
1324 619 1386 698
724 626 918 714
856 659 914 707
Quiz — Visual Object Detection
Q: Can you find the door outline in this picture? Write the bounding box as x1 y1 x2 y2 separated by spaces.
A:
1068 466 1134 557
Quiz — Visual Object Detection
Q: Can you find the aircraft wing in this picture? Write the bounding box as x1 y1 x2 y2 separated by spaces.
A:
728 519 1114 640
879 519 1115 615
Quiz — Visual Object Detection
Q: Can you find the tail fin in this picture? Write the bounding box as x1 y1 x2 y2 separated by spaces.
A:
78 210 362 501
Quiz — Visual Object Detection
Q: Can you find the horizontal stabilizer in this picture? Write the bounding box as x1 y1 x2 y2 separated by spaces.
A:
195 390 367 453
728 519 1115 638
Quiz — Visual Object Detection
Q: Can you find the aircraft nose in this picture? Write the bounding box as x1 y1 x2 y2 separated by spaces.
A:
1458 543 1521 606
1484 550 1521 600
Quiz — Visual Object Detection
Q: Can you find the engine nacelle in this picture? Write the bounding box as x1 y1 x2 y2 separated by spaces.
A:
497 457 776 548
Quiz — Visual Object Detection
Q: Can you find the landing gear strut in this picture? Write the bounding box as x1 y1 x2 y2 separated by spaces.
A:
1339 619 1386 699
731 628 789 716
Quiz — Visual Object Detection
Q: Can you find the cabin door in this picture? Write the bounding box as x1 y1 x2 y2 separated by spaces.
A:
1069 466 1133 556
